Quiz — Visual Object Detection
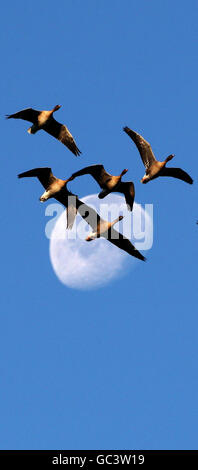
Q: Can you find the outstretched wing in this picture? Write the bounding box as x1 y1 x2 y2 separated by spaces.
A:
6 108 40 123
118 181 135 211
44 118 81 156
18 167 54 188
109 228 146 261
76 199 101 231
66 204 78 229
161 167 193 184
69 164 111 186
54 190 79 229
123 127 156 170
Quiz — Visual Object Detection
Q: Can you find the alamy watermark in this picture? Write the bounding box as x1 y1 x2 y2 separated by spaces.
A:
44 197 153 250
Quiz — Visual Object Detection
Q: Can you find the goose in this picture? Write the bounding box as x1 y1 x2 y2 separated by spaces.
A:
69 164 135 211
18 167 78 228
75 199 146 261
123 127 193 185
6 105 81 156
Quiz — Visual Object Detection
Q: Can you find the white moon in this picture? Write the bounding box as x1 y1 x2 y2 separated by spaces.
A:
49 193 152 290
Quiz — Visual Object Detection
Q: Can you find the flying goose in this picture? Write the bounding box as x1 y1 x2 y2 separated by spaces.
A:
18 167 78 229
75 199 146 261
69 164 135 211
6 105 81 156
123 127 193 184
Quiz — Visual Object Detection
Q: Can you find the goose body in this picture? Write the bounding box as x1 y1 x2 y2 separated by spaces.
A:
6 105 81 156
18 167 78 229
123 127 193 185
75 199 145 261
69 164 135 211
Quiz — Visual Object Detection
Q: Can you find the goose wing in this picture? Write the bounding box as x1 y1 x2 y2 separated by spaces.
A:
123 127 156 170
76 199 102 231
66 204 78 229
18 167 54 188
109 227 146 261
53 190 79 230
44 118 81 156
160 167 193 184
118 181 135 211
69 164 111 186
6 108 40 123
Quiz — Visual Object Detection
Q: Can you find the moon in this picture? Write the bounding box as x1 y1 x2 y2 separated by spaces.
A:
49 193 152 290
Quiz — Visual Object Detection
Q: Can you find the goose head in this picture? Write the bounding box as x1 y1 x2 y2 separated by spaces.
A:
165 154 175 164
53 105 62 112
120 168 128 177
111 214 124 227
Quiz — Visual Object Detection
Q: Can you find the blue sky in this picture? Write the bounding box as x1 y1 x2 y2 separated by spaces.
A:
1 0 198 450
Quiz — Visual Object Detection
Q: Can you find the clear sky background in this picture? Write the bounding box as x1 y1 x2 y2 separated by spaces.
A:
1 0 198 450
